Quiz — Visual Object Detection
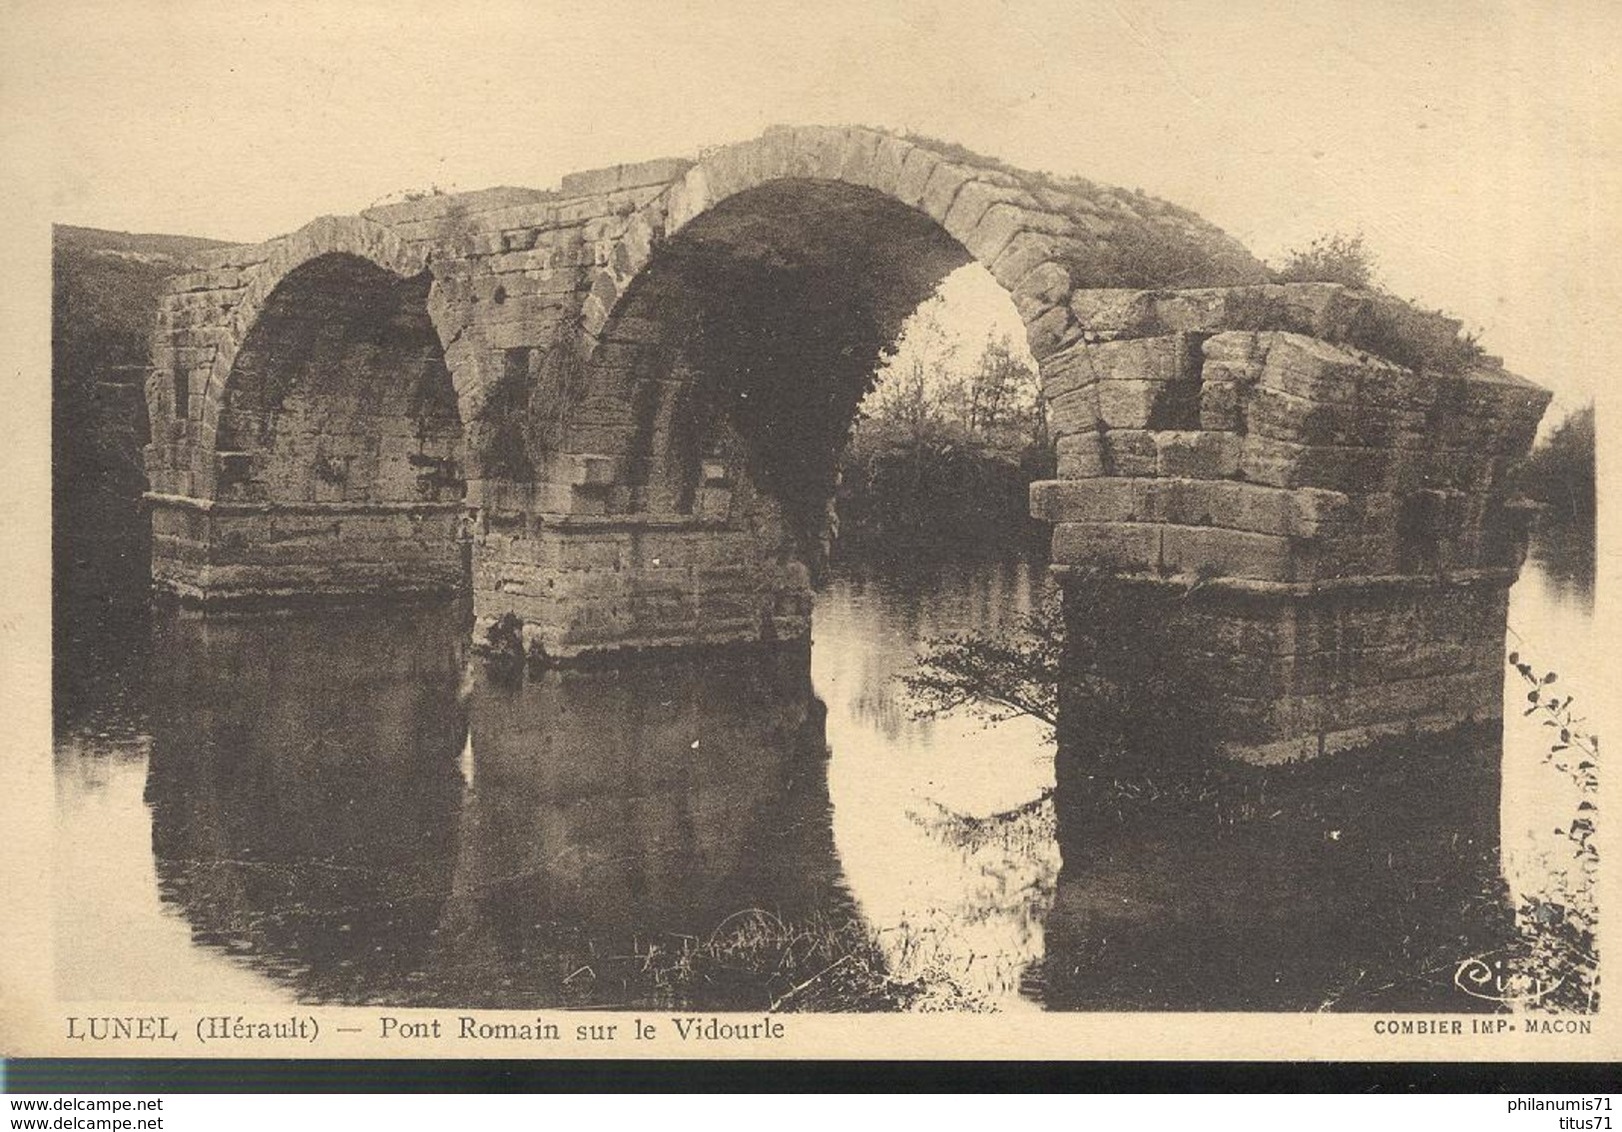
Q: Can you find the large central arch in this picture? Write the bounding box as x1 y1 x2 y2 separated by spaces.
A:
465 127 1268 660
145 126 1552 761
586 179 971 535
524 177 995 650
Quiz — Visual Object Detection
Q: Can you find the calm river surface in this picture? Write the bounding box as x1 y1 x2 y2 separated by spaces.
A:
52 538 1593 1011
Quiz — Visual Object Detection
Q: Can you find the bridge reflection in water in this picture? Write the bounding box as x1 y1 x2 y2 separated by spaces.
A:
143 602 848 1010
55 547 1582 1011
145 603 466 1004
1032 723 1506 1011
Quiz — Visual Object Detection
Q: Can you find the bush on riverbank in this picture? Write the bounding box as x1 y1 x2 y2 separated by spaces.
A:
1274 231 1488 377
835 438 1052 557
1516 402 1595 528
835 321 1053 556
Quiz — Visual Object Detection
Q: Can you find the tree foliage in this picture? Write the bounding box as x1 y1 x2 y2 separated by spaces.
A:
904 574 1219 771
1508 649 1600 1011
904 597 1062 733
837 300 1052 553
1517 403 1595 528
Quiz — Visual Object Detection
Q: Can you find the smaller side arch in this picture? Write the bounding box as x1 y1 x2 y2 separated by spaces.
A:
198 216 438 460
210 252 462 507
145 216 469 606
146 216 444 496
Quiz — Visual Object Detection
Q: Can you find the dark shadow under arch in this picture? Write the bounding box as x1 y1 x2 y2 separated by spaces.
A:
215 253 464 506
578 179 1002 559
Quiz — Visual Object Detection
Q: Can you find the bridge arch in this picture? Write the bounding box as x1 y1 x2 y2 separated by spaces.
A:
201 217 442 458
147 215 468 603
210 249 462 507
582 126 1266 363
550 127 1268 559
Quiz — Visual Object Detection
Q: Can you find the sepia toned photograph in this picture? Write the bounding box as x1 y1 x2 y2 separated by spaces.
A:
4 0 1615 1062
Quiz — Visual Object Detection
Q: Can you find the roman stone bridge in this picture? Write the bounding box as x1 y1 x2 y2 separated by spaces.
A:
144 125 1550 762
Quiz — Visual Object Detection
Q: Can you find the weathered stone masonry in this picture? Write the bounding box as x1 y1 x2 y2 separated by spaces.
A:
144 125 1550 761
1030 285 1546 760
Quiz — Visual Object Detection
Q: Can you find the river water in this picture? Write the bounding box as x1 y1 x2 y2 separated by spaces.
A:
52 537 1594 1011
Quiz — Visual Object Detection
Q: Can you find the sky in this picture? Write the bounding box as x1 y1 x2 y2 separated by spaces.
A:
5 0 1620 420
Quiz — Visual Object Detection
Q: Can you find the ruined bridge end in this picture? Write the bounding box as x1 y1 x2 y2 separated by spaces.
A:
1029 284 1551 762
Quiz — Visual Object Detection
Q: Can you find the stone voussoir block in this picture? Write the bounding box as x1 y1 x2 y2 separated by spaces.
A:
782 125 854 180
1011 262 1073 322
919 161 979 226
1038 341 1101 402
1046 383 1101 439
960 201 1070 265
864 132 916 193
1027 305 1079 360
990 230 1072 293
893 145 942 207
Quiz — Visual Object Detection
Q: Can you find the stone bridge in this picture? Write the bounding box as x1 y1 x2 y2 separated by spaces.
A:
145 125 1550 762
